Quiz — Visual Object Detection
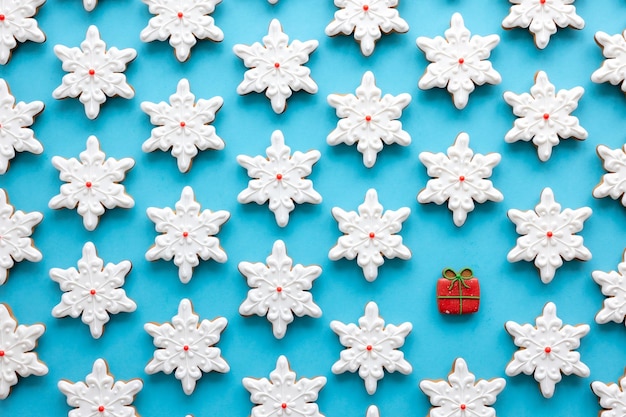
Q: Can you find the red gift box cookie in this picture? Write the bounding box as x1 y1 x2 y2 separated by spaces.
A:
436 268 480 315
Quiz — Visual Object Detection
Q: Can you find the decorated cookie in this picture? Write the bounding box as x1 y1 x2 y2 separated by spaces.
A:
591 369 626 417
592 30 626 93
593 144 626 207
49 135 135 231
327 71 411 168
436 268 480 315
52 25 137 120
416 13 501 110
81 0 98 11
141 78 224 173
592 249 626 326
233 19 318 114
325 0 409 57
505 301 590 398
145 299 229 395
331 301 412 394
507 187 592 283
0 0 45 65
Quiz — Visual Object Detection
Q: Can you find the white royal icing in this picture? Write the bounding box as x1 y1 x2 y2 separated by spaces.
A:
366 406 380 417
505 302 590 398
233 19 318 114
52 25 137 120
330 301 412 395
417 13 501 109
592 249 626 326
591 370 626 417
593 144 626 207
82 0 98 11
0 0 45 65
592 30 626 93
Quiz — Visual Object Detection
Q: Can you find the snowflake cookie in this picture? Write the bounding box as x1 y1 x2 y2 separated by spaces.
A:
502 0 584 49
140 0 224 62
592 30 626 93
507 187 592 283
52 25 137 120
239 240 322 339
233 19 318 114
0 303 48 399
50 242 136 339
592 249 626 326
592 369 626 417
145 298 229 395
141 78 224 173
0 0 45 65
59 358 143 416
505 301 590 398
49 135 135 231
331 301 412 394
419 358 506 417
593 144 626 207
416 13 501 110
325 0 409 57
327 71 411 168
243 355 326 417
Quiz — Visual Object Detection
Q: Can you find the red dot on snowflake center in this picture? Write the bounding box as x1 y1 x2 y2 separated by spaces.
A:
460 404 466 410
88 69 95 76
182 231 189 238
363 5 369 11
540 0 546 4
543 113 550 120
545 346 551 353
369 232 375 239
458 58 465 65
366 345 373 351
274 62 280 68
0 351 5 357
546 231 553 238
365 115 372 122
276 173 283 180
90 289 96 295
98 406 105 412
281 403 288 409
459 176 465 182
276 287 282 293
85 181 92 188
178 12 183 18
180 121 186 127
0 15 5 21
183 345 189 351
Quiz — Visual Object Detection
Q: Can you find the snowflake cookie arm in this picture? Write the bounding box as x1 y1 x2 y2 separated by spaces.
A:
591 370 626 417
83 0 98 11
0 0 45 65
592 249 626 325
592 31 626 93
593 144 626 206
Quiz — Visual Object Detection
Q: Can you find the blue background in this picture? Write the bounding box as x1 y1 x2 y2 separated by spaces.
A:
1 0 626 416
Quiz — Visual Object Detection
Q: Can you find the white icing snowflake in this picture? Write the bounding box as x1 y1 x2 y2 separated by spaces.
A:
417 132 503 227
419 358 506 417
140 0 224 62
58 358 143 416
52 25 137 120
593 144 626 207
592 250 626 326
141 78 224 173
507 187 592 283
330 301 412 394
502 0 584 49
233 19 318 114
592 370 626 417
327 71 411 168
82 0 98 11
238 240 322 339
329 189 410 282
237 130 321 227
0 0 45 65
325 0 409 57
49 135 135 232
146 186 229 284
243 355 326 417
49 242 136 339
0 303 47 399
145 298 229 395
592 31 626 93
505 301 590 398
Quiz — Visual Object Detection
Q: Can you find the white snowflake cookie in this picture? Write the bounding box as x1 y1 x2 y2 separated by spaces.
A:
52 25 137 120
592 249 626 326
140 0 224 62
417 13 501 110
420 358 506 417
49 135 135 231
502 0 584 49
592 369 626 417
233 19 318 114
145 298 229 395
507 187 592 283
593 144 626 207
325 0 409 57
592 30 626 93
50 242 136 339
417 132 503 227
0 303 48 399
331 301 412 394
141 78 224 173
505 301 590 398
243 355 326 417
0 0 45 65
327 71 411 168
239 240 322 339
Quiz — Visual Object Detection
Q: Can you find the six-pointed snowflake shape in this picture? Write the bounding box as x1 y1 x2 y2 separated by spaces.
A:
239 240 322 339
505 301 590 398
592 368 626 417
593 144 626 207
507 187 592 283
82 0 99 11
592 249 626 326
141 78 224 173
331 301 412 394
237 130 322 227
146 186 229 283
0 303 47 399
592 30 626 93
418 132 503 227
420 358 506 417
59 358 143 416
325 0 409 57
417 13 501 110
52 25 137 120
50 242 136 339
329 188 410 281
140 0 224 62
0 0 45 65
327 71 411 168
502 0 584 49
49 135 135 231
233 19 318 114
243 355 326 417
145 298 229 395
